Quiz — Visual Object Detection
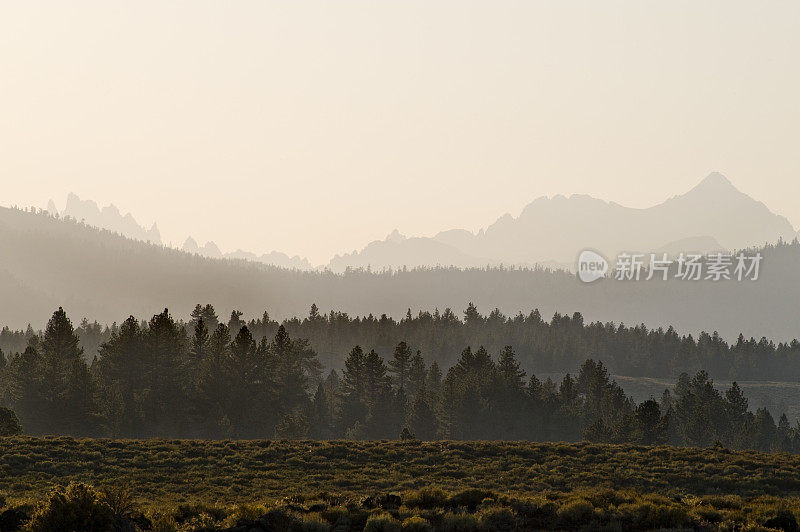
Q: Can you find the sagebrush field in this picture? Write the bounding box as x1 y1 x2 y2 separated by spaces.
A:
3 437 800 531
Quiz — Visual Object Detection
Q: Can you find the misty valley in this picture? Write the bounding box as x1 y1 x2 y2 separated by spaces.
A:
4 2 800 529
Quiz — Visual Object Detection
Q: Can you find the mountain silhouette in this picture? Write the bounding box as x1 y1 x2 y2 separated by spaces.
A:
52 193 162 245
182 236 312 270
328 229 498 272
330 173 796 270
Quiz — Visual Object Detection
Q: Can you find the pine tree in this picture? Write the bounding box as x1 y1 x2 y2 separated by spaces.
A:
388 341 413 392
95 316 146 437
408 350 427 400
4 344 45 433
310 383 333 439
339 346 367 433
495 346 527 438
425 361 443 401
270 325 313 425
633 399 665 444
142 309 188 437
228 325 260 437
407 389 437 440
227 310 245 337
364 349 391 416
39 308 98 436
196 324 233 438
498 346 526 390
188 318 209 375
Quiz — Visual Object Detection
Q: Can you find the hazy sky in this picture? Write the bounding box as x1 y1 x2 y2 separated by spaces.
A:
2 1 799 264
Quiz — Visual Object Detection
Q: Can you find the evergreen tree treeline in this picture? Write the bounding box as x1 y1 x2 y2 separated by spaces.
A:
1 306 799 453
4 301 799 382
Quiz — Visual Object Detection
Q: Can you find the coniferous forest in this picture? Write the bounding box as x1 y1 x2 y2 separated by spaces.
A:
1 305 797 454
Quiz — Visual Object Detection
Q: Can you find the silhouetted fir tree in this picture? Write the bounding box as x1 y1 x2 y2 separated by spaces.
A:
392 387 409 433
227 310 245 338
555 374 582 441
95 316 147 437
5 345 46 433
724 382 749 446
195 323 233 438
463 302 484 328
322 369 341 425
425 361 442 400
227 325 263 437
407 350 427 400
270 325 317 429
440 347 497 439
407 389 437 440
310 383 333 439
754 408 777 451
140 309 188 437
188 318 209 378
388 341 413 392
339 346 367 433
495 346 527 437
633 399 666 444
36 308 99 435
364 385 400 439
363 349 390 414
776 413 793 451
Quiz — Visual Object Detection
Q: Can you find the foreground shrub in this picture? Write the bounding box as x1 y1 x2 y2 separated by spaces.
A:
477 506 518 532
448 489 496 511
150 513 178 532
300 514 331 532
440 512 480 532
556 499 594 528
402 515 434 532
405 487 448 510
28 482 115 532
364 512 402 532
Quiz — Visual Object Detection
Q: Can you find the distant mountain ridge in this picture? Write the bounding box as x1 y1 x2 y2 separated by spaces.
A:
46 193 314 270
330 173 797 271
50 193 161 244
182 236 313 270
47 174 797 272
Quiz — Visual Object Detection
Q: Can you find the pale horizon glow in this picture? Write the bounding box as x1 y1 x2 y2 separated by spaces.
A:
1 1 799 263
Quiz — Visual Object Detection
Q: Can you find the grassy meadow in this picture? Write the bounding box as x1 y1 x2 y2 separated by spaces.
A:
3 438 800 530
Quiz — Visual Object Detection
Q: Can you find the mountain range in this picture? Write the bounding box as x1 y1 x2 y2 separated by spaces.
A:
49 193 162 245
46 194 314 270
49 174 798 272
329 173 797 271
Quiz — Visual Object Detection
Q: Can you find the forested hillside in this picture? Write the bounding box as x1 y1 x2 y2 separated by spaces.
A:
3 206 800 341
